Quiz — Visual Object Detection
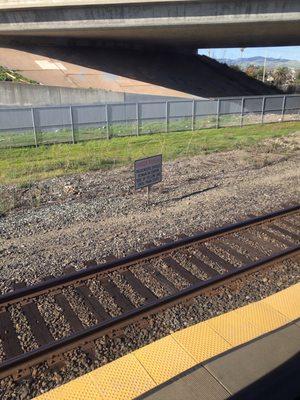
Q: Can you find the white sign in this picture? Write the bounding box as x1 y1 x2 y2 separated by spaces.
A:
134 155 162 190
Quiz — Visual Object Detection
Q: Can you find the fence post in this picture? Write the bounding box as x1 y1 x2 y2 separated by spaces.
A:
31 107 38 147
166 101 169 133
240 97 244 127
106 104 110 139
261 97 266 124
281 95 286 122
216 99 220 128
191 99 195 131
136 103 140 136
69 106 75 144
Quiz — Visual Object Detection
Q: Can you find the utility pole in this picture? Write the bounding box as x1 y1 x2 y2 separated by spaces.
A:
262 51 268 83
240 48 245 70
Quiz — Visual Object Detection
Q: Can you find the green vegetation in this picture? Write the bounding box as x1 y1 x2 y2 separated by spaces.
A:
233 63 296 87
0 117 219 149
0 114 270 149
0 66 37 83
0 121 299 185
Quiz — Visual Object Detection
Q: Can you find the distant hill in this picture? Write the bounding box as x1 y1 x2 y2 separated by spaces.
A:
218 56 300 70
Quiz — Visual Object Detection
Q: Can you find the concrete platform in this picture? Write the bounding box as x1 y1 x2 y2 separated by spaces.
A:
141 323 300 400
140 364 230 400
35 282 300 400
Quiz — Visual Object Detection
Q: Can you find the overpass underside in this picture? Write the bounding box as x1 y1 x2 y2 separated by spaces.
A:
1 0 300 48
0 45 280 98
0 0 299 97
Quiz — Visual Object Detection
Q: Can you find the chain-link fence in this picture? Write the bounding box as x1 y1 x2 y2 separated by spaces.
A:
0 94 299 148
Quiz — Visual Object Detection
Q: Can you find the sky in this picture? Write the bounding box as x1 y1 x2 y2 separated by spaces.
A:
198 46 300 61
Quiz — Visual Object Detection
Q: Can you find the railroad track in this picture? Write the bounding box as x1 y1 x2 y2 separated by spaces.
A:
0 205 299 381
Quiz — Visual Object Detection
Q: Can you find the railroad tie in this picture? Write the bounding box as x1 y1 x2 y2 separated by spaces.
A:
75 285 110 322
11 281 54 348
120 270 157 303
143 242 157 250
21 303 54 347
254 226 294 247
163 257 199 285
105 254 118 263
64 266 111 322
213 241 252 265
189 254 219 278
280 219 300 231
54 294 84 332
177 234 189 240
42 275 84 332
269 224 299 242
228 235 265 259
101 279 135 313
144 264 177 294
197 243 236 272
85 259 98 268
159 238 174 245
243 231 280 254
0 311 23 359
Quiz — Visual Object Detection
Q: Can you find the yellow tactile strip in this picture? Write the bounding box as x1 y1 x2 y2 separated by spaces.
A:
134 335 195 384
172 321 231 363
35 282 300 400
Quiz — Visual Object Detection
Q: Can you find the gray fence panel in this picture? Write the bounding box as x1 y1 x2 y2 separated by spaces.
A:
243 97 263 113
34 106 71 130
169 101 192 118
283 95 300 121
264 96 284 112
139 102 165 119
220 98 242 115
0 108 32 130
110 103 137 122
285 95 300 110
195 99 218 116
72 104 106 124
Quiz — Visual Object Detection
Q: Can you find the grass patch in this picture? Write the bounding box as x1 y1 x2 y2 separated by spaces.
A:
0 121 299 185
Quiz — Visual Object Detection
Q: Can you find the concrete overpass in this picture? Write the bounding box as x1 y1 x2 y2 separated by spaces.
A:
0 0 299 48
0 0 299 98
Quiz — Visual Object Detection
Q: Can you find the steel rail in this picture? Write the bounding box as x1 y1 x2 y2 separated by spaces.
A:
0 204 299 309
0 244 298 380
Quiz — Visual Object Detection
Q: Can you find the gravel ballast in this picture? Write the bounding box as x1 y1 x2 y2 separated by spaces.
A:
0 133 299 399
0 257 299 400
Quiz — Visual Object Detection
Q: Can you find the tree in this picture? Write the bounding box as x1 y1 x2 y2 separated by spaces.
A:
245 65 264 81
272 67 291 86
231 64 241 71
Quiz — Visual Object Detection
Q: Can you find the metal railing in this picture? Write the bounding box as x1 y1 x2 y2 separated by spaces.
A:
0 94 299 148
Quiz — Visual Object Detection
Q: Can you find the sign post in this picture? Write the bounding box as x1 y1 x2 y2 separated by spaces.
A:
134 154 162 204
